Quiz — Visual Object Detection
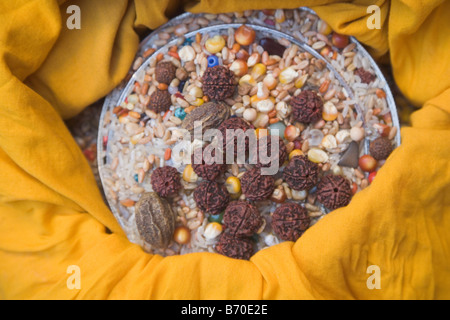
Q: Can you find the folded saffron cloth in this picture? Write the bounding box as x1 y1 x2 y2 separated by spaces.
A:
0 0 449 299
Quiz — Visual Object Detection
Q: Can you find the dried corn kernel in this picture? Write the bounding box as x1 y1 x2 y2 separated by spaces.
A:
279 67 298 84
307 147 329 163
183 164 198 182
192 98 204 106
284 125 300 142
239 74 256 86
256 82 270 99
322 101 338 121
205 35 226 54
251 63 267 80
173 226 191 244
256 99 275 113
321 134 337 149
295 74 309 88
226 176 241 194
263 74 278 90
229 59 248 76
188 86 203 98
289 149 304 160
247 52 261 67
204 222 223 240
178 46 196 62
250 94 261 106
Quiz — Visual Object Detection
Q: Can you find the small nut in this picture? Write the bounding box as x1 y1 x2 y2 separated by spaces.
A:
176 67 189 81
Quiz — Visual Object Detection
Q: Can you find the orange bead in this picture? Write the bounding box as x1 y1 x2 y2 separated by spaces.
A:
164 148 172 161
168 51 180 60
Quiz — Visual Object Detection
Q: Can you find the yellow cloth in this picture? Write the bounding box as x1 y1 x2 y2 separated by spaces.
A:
0 0 449 299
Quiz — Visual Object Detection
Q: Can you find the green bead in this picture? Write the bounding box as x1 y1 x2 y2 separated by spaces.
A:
268 121 286 137
208 212 224 223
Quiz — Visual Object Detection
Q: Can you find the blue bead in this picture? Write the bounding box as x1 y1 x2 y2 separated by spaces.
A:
207 55 219 68
183 37 193 46
174 108 186 120
134 174 139 182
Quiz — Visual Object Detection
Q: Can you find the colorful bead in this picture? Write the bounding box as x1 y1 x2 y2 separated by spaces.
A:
174 107 186 120
207 55 219 68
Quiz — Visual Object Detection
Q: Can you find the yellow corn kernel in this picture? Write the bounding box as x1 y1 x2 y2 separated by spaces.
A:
279 67 298 84
239 74 256 86
307 147 329 163
225 176 241 194
289 149 304 160
294 74 309 88
251 63 267 80
192 98 204 106
322 101 338 121
188 86 203 98
250 94 261 106
205 35 226 54
263 74 278 90
204 222 223 240
183 164 198 182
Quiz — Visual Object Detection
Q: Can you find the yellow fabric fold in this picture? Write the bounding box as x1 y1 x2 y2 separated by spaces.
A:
0 0 449 299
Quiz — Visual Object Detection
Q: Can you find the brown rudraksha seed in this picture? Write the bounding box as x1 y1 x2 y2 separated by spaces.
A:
218 117 252 160
283 155 319 191
194 180 230 215
271 202 310 241
202 65 237 101
148 88 172 113
291 90 323 124
191 145 226 181
249 135 288 168
215 232 254 260
316 175 353 210
151 166 181 197
241 167 275 201
135 192 176 248
369 137 393 160
155 61 176 85
355 67 376 84
223 201 263 237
